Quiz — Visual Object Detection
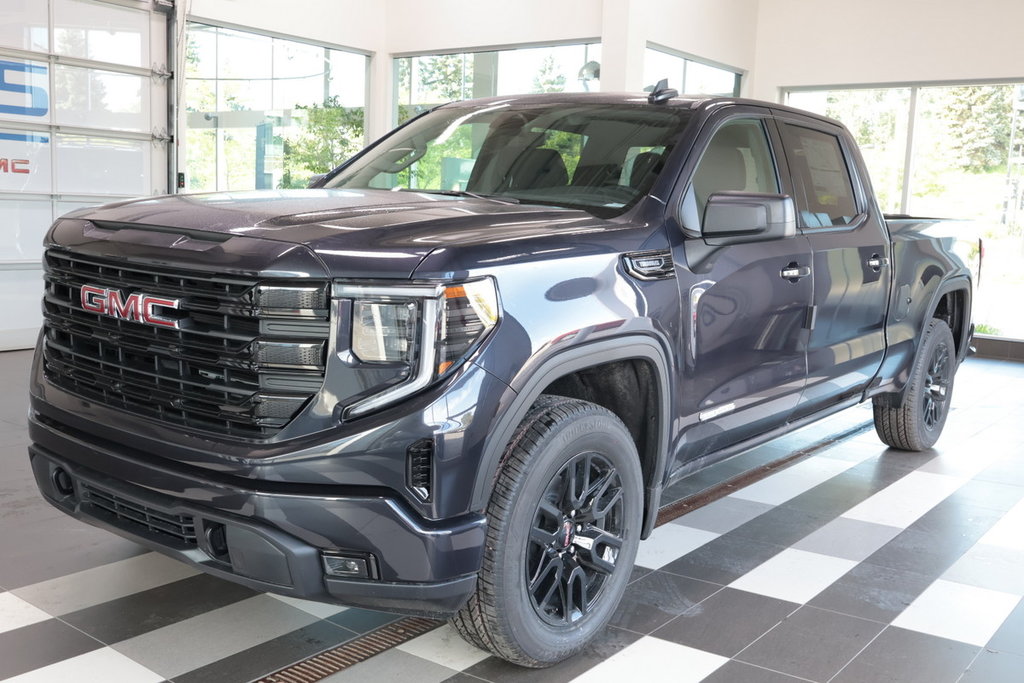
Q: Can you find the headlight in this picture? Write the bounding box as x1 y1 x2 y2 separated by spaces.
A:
333 278 499 417
351 300 418 363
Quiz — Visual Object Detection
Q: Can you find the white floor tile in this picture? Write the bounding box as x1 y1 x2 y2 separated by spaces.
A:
396 623 490 671
728 549 857 604
842 471 965 529
0 592 51 635
12 552 198 615
4 647 163 683
570 636 727 682
916 446 1002 478
267 593 348 619
941 543 1024 596
977 498 1024 551
731 457 856 506
634 524 718 569
892 579 1021 647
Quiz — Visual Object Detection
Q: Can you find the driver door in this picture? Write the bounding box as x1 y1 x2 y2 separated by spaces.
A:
670 116 813 467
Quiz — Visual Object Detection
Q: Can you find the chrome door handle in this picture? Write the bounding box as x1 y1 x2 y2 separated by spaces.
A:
867 255 890 271
780 265 811 282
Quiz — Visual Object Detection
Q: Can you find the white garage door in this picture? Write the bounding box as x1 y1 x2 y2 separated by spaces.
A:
0 0 169 350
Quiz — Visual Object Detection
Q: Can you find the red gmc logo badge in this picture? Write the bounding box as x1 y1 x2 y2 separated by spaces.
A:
80 285 181 329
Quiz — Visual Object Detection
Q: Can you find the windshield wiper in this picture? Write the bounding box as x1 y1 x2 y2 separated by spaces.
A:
412 189 520 205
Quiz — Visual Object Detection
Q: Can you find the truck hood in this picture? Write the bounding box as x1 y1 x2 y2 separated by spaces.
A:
62 189 609 278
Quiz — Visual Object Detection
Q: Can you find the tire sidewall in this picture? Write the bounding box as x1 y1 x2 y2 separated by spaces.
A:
910 319 956 448
491 410 642 664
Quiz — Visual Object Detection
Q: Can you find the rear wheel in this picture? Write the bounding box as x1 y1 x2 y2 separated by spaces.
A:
873 318 956 450
450 395 642 667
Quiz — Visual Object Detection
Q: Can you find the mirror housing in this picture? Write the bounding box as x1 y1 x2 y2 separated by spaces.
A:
308 173 327 188
702 192 796 246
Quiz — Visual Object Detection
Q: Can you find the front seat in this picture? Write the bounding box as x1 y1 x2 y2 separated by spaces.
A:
503 148 568 190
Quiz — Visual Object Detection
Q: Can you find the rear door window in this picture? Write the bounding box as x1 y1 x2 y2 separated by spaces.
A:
780 123 859 228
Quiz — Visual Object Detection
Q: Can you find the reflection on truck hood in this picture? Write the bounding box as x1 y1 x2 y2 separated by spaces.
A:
66 189 612 278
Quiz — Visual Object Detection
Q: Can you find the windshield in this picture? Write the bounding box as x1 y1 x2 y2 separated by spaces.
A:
324 102 694 217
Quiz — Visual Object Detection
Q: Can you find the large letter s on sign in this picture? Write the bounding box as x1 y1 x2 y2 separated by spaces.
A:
0 60 49 117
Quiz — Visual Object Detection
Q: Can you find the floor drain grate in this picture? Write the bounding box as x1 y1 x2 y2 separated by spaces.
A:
255 616 443 682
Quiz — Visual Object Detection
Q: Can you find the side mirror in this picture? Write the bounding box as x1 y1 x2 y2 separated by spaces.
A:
702 192 796 246
308 173 327 188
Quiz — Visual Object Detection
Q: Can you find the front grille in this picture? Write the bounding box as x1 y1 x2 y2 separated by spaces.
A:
42 248 330 438
81 482 197 547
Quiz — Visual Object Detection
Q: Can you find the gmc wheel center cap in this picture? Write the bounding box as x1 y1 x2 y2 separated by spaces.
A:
560 520 574 548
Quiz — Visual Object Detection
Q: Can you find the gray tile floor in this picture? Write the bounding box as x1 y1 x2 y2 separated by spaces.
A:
2 348 1023 682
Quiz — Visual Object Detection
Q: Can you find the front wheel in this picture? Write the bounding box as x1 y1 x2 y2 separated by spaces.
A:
450 396 643 667
873 318 956 450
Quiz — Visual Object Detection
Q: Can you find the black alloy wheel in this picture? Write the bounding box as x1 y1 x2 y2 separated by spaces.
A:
922 338 951 430
527 451 626 626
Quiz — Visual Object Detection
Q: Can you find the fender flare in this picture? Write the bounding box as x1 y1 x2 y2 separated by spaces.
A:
470 335 672 538
921 273 973 364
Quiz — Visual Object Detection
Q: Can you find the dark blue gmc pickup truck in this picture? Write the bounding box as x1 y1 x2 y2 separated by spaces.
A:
27 88 972 666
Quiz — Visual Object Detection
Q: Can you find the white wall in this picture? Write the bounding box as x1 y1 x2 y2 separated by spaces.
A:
187 0 385 53
385 0 603 56
751 0 1024 100
643 0 758 85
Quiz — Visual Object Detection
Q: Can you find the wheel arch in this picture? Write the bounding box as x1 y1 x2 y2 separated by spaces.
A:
927 275 973 364
472 336 671 539
872 273 972 408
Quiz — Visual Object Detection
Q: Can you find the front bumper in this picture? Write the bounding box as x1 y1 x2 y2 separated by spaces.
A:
28 413 486 617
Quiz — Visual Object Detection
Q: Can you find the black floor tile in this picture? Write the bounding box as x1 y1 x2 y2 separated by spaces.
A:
61 573 259 643
735 605 884 681
831 627 978 683
458 626 641 682
661 533 786 585
728 503 830 548
652 588 798 658
808 560 935 623
610 571 720 634
701 660 809 683
781 474 883 518
0 514 148 590
864 526 982 576
327 608 403 635
172 620 357 683
0 618 103 679
959 649 1024 683
626 565 653 585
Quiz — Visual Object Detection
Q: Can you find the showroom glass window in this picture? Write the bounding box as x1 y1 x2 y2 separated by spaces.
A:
184 24 367 192
0 0 167 350
393 43 602 125
643 46 741 97
787 83 1024 341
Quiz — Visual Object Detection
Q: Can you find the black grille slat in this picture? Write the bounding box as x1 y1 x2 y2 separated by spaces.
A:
42 248 329 439
81 483 197 546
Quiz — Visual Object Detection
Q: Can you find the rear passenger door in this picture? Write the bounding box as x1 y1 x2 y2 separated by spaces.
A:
774 118 890 417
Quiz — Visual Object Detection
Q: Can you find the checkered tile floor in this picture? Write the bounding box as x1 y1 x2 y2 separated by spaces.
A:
2 349 1023 682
